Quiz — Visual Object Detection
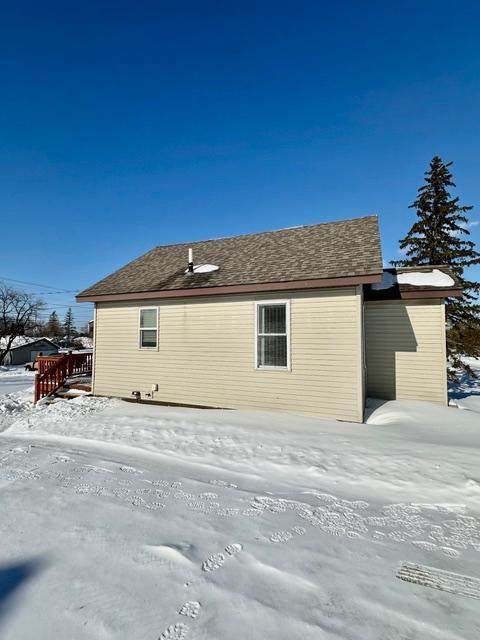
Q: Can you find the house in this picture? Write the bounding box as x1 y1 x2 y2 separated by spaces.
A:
76 216 461 422
1 337 60 366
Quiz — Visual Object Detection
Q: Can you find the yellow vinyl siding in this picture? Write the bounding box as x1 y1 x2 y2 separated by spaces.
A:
93 287 363 421
365 299 447 404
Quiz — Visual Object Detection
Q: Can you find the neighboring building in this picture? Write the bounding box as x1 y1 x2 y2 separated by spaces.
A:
77 216 461 421
1 337 60 365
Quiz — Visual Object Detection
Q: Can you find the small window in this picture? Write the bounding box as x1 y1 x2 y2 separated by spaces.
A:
139 308 158 349
256 302 289 369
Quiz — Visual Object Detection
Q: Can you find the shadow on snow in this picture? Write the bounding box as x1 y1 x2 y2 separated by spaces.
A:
449 371 480 400
0 558 44 625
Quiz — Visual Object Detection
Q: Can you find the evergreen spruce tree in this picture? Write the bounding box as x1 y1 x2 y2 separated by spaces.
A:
63 307 75 344
392 156 480 378
46 311 62 340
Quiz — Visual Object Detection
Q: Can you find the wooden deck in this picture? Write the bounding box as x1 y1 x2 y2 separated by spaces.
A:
35 352 93 403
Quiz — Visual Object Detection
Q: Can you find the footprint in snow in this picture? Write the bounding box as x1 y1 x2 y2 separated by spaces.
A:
202 553 225 572
292 526 306 536
350 500 369 510
202 542 244 571
441 546 461 557
179 601 201 619
373 531 387 540
209 479 238 489
269 526 309 542
346 530 361 539
269 530 293 543
10 446 32 455
412 540 438 552
49 454 71 463
159 623 189 639
319 524 346 537
120 465 142 474
225 543 243 556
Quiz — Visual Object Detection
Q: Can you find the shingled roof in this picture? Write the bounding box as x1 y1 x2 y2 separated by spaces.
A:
77 215 383 301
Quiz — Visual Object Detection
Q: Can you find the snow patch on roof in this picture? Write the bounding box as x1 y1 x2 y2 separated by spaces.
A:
372 269 455 290
0 336 34 349
0 336 56 350
398 269 455 287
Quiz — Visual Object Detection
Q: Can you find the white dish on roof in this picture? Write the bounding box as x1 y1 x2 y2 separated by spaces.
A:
184 264 219 274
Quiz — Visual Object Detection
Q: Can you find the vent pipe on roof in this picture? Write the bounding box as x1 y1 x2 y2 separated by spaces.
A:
187 248 194 275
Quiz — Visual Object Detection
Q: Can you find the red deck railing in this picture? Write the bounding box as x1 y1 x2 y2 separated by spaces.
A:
34 351 93 403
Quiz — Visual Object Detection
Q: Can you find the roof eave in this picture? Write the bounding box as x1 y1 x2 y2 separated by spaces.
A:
76 272 383 303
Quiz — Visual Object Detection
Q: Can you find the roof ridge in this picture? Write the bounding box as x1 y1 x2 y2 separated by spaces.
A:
153 214 379 251
77 214 383 299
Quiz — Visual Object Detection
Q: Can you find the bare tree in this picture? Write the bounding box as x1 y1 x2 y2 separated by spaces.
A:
0 284 45 365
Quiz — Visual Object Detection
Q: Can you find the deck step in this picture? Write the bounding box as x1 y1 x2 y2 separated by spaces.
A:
67 383 92 392
55 387 92 399
60 392 89 399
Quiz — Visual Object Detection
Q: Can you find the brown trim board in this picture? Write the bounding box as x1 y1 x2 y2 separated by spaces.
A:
365 288 463 302
76 273 383 303
400 289 463 299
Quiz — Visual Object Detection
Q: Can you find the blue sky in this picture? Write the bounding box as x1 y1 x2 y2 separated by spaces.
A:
1 1 479 327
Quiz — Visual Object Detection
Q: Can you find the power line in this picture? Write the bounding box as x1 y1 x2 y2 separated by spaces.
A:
36 308 93 313
24 291 80 296
37 303 92 307
0 275 78 293
37 307 92 312
39 300 92 305
36 308 93 314
37 302 92 307
40 313 93 316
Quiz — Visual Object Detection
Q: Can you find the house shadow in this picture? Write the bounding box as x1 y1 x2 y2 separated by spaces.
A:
0 558 44 625
448 370 480 401
365 302 418 401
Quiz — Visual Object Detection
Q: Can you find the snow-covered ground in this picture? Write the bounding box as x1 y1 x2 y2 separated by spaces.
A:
0 365 479 639
0 365 35 395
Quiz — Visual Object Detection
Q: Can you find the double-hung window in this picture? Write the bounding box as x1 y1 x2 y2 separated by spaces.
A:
139 307 158 349
256 301 289 369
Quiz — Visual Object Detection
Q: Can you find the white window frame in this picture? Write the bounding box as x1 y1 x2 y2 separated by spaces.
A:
254 300 291 371
138 306 159 350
